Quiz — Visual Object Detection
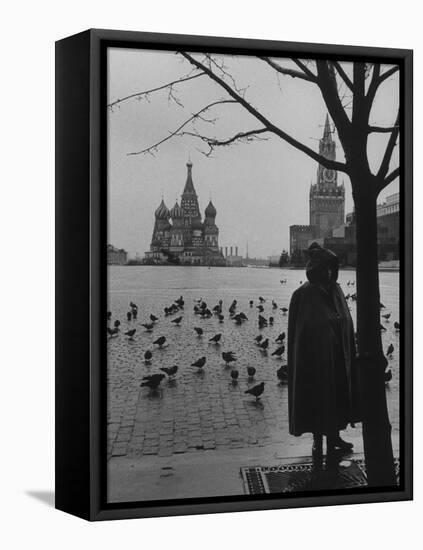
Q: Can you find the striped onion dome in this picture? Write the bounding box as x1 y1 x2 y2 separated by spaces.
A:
155 199 170 219
170 201 183 219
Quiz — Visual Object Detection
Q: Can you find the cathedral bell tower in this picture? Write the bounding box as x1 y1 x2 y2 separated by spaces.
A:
309 114 345 238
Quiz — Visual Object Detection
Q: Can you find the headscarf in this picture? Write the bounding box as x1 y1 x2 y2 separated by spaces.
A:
306 242 339 284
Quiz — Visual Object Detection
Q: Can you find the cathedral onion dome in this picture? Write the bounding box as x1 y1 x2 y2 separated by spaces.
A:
170 201 183 219
155 199 170 219
205 200 216 218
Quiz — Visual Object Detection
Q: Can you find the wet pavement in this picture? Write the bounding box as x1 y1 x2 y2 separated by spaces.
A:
107 266 400 501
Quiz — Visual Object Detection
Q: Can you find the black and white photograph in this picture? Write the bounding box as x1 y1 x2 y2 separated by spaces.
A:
106 46 404 504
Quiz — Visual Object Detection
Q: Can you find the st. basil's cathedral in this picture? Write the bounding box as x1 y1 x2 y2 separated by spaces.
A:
144 161 226 266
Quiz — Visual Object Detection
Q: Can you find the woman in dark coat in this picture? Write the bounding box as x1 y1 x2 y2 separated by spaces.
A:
287 242 360 458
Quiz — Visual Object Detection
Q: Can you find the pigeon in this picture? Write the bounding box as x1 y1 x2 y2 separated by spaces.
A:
209 333 222 344
127 312 132 322
107 311 112 321
132 308 138 320
230 369 239 382
384 369 392 383
257 305 264 313
247 366 256 379
218 314 224 322
271 345 285 357
114 320 121 328
160 365 178 378
153 336 167 348
277 364 288 382
130 301 138 310
191 357 206 369
258 338 269 351
254 335 263 344
171 316 183 325
275 332 286 343
258 314 268 326
245 382 265 400
269 316 274 325
238 312 248 321
382 313 391 320
107 327 119 337
249 300 254 307
150 314 159 323
141 322 154 332
280 307 288 314
272 300 278 309
233 314 245 324
386 343 394 357
380 324 387 331
222 352 237 366
175 296 184 308
194 327 203 336
380 302 386 309
259 296 265 303
394 321 400 331
124 328 136 340
144 350 152 363
140 373 165 390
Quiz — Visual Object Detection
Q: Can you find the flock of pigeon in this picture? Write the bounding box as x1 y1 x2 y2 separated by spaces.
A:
107 293 292 401
107 278 400 399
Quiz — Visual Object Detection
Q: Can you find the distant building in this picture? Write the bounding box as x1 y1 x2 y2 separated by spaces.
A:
290 225 314 256
220 245 243 266
144 161 226 266
288 115 399 266
269 255 282 267
226 255 243 267
107 244 128 265
244 257 269 267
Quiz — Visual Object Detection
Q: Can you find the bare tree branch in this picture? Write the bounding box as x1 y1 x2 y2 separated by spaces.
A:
180 52 347 173
378 66 400 85
107 72 206 109
376 167 400 194
127 99 237 156
365 64 381 110
260 56 316 83
315 60 351 145
377 110 400 179
176 128 270 157
203 54 247 95
368 124 399 133
383 167 400 186
333 61 354 91
292 59 317 81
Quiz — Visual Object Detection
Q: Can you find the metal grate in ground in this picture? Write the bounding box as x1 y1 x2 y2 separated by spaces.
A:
241 457 400 495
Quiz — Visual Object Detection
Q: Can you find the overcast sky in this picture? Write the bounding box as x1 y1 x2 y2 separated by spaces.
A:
107 48 399 258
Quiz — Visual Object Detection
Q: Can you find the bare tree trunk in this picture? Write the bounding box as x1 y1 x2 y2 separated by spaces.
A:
353 178 396 487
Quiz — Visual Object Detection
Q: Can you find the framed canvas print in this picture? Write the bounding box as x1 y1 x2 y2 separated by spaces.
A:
55 29 413 520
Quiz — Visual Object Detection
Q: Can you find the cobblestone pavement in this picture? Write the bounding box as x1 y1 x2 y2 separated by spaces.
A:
107 267 400 462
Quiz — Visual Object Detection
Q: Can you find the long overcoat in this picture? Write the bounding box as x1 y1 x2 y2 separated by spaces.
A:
287 281 360 437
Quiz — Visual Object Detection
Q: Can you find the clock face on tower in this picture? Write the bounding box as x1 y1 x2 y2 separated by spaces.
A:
323 168 335 183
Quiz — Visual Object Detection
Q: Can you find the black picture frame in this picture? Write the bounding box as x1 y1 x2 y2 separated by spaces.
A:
55 28 413 521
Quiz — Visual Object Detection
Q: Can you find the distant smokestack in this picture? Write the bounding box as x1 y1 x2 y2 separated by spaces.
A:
235 246 238 256
230 246 233 256
225 246 228 257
